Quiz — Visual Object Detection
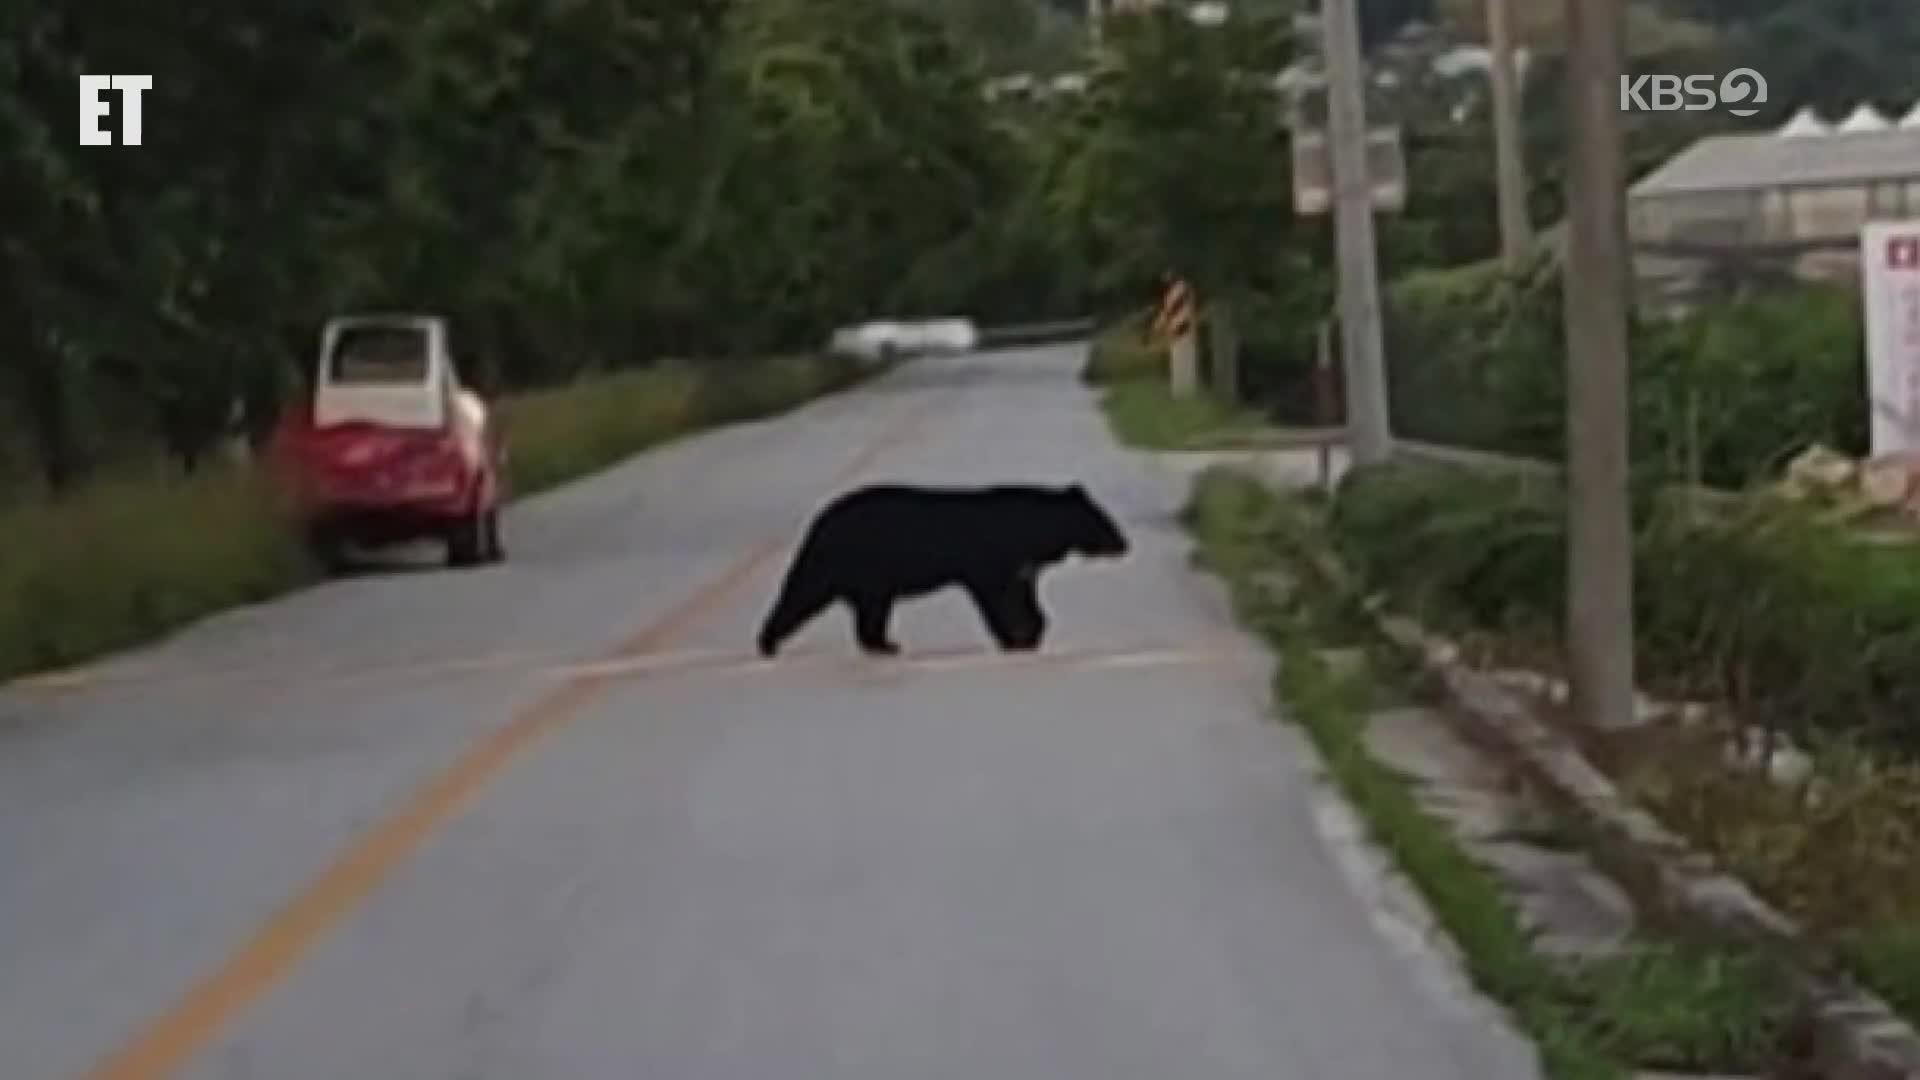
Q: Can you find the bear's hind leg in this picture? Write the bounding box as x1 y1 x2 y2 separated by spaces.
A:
758 573 836 658
848 592 901 656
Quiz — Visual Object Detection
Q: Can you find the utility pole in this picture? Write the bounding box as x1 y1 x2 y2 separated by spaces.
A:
1561 0 1635 731
1322 0 1393 465
1487 0 1533 273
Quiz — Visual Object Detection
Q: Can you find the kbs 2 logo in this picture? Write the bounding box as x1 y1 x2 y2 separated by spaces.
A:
1620 69 1767 118
79 75 153 146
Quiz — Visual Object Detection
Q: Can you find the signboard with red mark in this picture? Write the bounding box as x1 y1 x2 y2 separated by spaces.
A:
1863 222 1920 456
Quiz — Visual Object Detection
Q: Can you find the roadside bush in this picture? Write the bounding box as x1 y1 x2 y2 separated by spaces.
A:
1188 467 1810 1076
1383 263 1867 487
0 354 870 682
1635 291 1866 485
1083 311 1164 384
1234 289 1332 427
0 468 311 679
1628 731 1920 938
692 353 871 426
1329 460 1566 641
1330 459 1920 758
1099 380 1283 451
502 367 707 497
1385 255 1567 460
503 354 871 496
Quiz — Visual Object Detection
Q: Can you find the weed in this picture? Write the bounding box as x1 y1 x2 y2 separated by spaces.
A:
1557 944 1800 1074
1082 312 1163 385
0 354 872 682
1182 466 1805 1079
1843 924 1920 1024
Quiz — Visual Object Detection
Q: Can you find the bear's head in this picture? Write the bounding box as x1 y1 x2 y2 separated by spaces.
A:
1060 484 1129 559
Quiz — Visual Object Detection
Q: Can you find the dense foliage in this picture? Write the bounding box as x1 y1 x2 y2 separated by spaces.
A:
1047 6 1312 312
1330 460 1920 760
1384 259 1866 487
1663 0 1920 116
1047 5 1332 402
0 0 1072 496
1 0 1908 492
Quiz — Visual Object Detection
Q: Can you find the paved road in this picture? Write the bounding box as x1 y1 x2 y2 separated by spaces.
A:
0 345 1540 1080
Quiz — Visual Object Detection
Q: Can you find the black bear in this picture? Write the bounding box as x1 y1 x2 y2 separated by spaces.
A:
756 484 1130 658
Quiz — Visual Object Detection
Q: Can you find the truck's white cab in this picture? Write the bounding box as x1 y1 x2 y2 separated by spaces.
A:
314 314 458 431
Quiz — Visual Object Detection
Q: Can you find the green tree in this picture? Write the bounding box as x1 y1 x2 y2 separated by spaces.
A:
1049 6 1321 397
0 0 1069 495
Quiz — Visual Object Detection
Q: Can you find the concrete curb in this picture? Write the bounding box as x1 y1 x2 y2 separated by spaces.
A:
1269 498 1920 1080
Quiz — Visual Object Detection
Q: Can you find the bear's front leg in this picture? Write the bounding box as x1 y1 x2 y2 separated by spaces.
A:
1004 575 1047 651
966 574 1046 653
848 592 900 656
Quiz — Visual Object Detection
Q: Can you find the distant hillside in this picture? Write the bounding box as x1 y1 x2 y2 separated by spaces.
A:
892 0 1088 74
1435 0 1719 58
1718 0 1920 116
1435 0 1917 117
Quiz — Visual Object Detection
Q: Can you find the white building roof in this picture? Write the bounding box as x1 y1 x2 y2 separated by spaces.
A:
1632 128 1920 197
1837 103 1893 134
1777 107 1831 138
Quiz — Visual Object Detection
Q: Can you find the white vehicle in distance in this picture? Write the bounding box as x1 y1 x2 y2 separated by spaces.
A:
828 321 904 361
912 318 980 355
827 318 978 361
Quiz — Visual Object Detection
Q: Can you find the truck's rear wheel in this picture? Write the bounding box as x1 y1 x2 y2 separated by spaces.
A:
482 508 505 563
307 525 349 576
446 512 486 568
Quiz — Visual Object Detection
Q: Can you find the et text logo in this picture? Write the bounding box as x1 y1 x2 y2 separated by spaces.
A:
80 75 152 146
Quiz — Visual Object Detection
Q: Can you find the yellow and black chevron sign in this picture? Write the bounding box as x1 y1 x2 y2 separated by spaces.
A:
1150 279 1195 342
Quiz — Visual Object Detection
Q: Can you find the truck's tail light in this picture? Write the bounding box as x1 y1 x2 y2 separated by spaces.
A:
408 436 468 481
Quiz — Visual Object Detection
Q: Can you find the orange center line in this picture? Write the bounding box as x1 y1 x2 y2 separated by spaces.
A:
8 646 571 699
541 642 1252 686
81 384 953 1080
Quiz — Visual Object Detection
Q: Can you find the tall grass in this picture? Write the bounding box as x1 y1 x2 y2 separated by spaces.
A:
1328 458 1920 759
1321 458 1920 1027
501 353 870 496
1384 266 1866 486
1100 381 1288 451
0 353 873 682
1183 468 1803 1079
0 468 312 678
1081 311 1162 385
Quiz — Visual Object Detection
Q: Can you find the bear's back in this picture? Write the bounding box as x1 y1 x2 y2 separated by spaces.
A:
812 485 1077 565
820 485 1062 531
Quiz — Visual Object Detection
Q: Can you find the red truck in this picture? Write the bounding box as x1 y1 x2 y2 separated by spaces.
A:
270 315 508 572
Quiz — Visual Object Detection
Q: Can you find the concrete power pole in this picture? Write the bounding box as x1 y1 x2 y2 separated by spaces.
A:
1487 0 1533 273
1321 0 1393 466
1561 0 1636 731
